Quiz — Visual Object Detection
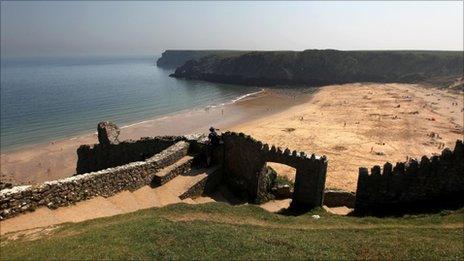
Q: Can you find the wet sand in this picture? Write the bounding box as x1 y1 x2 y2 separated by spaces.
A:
1 89 313 185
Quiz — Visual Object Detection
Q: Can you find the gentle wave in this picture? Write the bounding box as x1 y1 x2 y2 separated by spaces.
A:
120 120 155 129
119 89 265 130
205 89 265 110
1 55 261 151
231 89 265 103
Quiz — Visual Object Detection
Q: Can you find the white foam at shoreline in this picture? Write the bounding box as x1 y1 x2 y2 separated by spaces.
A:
231 89 265 103
206 89 265 109
2 88 268 152
119 89 265 129
121 119 155 129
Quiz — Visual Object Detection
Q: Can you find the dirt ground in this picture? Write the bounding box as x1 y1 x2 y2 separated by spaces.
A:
232 83 463 192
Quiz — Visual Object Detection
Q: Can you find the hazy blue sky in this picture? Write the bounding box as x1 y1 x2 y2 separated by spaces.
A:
1 1 463 57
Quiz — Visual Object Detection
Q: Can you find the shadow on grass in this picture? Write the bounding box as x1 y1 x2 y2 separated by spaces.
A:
275 203 328 216
277 207 313 216
351 204 464 218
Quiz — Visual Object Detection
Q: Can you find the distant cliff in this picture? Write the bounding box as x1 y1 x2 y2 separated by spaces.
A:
156 50 249 68
170 50 464 88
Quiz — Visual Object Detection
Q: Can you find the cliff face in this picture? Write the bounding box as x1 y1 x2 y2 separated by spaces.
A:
170 50 464 87
156 50 249 68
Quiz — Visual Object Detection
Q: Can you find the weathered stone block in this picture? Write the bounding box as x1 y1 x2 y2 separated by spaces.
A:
97 121 120 145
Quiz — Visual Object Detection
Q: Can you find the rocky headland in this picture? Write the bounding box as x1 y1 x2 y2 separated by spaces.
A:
169 50 463 88
156 50 249 68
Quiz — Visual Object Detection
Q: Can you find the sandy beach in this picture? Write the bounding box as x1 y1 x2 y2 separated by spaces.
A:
0 89 313 185
232 83 463 192
1 83 463 193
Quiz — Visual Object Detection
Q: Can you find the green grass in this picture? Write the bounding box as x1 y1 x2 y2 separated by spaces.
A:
275 175 295 189
1 203 463 260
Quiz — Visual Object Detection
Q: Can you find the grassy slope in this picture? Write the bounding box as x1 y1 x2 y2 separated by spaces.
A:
1 203 463 260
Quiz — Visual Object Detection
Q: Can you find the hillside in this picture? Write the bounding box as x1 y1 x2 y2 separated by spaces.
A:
156 50 249 68
1 203 463 260
170 50 464 87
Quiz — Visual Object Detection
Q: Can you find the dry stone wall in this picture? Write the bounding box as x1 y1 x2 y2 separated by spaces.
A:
0 141 189 220
355 140 464 215
221 132 327 209
76 136 186 174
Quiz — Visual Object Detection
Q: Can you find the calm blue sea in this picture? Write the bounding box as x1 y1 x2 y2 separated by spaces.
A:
0 55 259 151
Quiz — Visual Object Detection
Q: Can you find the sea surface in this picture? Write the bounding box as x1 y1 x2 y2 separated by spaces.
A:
0 55 260 151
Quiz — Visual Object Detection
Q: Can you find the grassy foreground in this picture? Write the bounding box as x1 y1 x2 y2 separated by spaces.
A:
1 203 463 260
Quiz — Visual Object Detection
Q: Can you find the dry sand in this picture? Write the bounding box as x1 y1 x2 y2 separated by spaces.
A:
232 83 463 192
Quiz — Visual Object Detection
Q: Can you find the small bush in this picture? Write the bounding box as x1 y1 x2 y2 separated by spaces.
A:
275 175 294 189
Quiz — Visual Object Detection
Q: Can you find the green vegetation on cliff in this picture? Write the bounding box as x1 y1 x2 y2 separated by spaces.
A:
170 50 463 88
2 203 463 260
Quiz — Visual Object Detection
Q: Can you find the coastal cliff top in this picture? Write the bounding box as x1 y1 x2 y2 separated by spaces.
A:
168 49 463 88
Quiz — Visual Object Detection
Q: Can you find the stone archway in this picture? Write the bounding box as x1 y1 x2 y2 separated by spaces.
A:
260 162 296 200
221 132 328 209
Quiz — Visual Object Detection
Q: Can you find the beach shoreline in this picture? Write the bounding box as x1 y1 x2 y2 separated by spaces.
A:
0 88 315 185
0 88 267 154
1 83 462 193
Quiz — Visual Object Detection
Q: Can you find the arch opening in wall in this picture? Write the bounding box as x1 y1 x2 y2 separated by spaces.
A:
265 162 296 200
267 162 296 181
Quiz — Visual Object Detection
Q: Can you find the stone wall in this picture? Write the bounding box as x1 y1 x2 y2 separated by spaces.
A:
221 132 327 209
0 141 189 219
76 136 186 174
355 140 464 215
